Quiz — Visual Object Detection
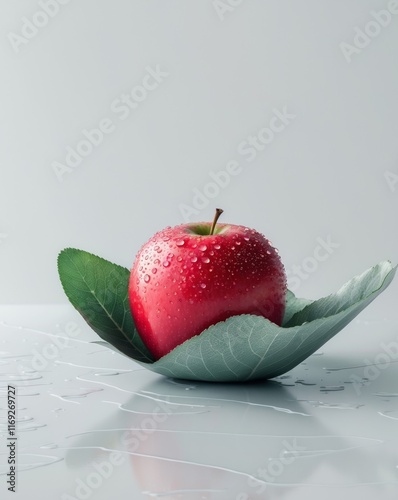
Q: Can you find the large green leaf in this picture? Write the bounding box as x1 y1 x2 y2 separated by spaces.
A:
58 249 396 382
57 248 153 363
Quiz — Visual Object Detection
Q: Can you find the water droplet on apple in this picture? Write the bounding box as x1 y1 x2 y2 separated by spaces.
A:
191 256 198 263
199 244 207 251
209 251 214 256
202 257 210 264
163 236 170 242
214 244 221 250
163 261 170 267
156 247 162 254
177 256 183 262
236 241 241 245
200 283 206 289
167 252 174 260
176 239 185 246
266 250 271 255
151 268 157 274
144 274 150 283
243 236 250 241
154 258 160 264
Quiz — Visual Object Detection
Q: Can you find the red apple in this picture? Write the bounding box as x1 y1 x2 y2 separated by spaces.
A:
128 209 287 360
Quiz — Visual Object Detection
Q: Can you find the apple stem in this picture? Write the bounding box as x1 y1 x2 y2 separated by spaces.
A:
210 208 224 235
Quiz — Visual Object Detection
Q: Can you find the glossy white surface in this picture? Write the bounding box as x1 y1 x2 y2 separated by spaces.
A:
1 300 398 499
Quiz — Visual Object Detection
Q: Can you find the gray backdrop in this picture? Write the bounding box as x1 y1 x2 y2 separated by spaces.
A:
1 0 397 305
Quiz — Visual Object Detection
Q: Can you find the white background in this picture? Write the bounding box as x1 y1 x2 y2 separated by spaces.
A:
0 0 397 304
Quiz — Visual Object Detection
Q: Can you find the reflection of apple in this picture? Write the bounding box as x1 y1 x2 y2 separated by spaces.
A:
126 379 296 498
65 374 395 499
129 209 287 359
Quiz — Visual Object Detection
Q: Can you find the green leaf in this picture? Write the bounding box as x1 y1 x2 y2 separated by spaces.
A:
57 248 153 363
284 261 394 327
282 290 313 325
57 249 396 382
